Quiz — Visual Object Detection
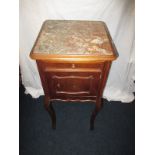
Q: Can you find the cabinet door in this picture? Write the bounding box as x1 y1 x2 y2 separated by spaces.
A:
45 71 101 98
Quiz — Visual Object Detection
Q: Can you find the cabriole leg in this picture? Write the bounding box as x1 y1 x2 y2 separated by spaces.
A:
44 96 56 129
90 98 103 130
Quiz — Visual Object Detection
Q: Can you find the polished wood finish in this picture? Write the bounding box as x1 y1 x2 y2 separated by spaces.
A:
30 20 118 130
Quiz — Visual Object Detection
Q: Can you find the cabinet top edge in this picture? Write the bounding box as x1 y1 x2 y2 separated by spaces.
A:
30 53 118 62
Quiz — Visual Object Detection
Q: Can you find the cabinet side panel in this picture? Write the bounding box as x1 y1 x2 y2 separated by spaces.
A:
98 61 112 99
36 60 50 97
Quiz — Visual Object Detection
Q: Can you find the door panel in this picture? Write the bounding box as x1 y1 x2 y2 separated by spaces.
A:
45 72 101 98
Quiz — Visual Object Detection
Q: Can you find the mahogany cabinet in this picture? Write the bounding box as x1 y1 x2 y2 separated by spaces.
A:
30 20 118 130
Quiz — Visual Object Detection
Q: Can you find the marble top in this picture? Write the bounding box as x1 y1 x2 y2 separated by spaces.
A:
33 20 114 55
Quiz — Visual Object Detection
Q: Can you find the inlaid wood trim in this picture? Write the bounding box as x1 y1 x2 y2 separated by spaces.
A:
56 91 90 95
50 98 96 102
52 75 94 80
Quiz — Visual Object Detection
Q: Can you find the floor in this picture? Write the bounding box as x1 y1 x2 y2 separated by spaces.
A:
19 85 135 155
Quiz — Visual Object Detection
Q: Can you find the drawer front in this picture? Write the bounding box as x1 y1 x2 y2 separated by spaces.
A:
45 71 101 98
41 62 102 70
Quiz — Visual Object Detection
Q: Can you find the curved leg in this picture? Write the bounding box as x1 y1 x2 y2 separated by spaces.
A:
44 96 56 129
101 98 104 108
90 98 103 130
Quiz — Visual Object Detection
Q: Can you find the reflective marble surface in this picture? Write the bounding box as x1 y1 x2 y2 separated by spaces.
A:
33 20 113 55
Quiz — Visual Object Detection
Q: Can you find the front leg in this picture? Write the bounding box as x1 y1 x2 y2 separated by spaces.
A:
44 96 56 129
90 98 103 130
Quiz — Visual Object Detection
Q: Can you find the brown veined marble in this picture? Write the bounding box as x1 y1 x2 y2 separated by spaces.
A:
32 20 115 55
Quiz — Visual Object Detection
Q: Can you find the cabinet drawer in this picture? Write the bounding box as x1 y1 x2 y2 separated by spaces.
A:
41 62 102 70
45 71 101 98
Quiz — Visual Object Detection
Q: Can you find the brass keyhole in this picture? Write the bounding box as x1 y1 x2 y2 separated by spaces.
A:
57 83 60 88
72 64 75 68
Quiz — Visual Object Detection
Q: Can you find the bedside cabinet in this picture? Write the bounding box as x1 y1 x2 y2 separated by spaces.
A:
30 20 118 130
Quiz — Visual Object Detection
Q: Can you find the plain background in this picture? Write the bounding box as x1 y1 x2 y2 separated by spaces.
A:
0 0 155 155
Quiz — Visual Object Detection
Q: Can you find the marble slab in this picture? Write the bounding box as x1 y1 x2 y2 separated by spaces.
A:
33 20 114 55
